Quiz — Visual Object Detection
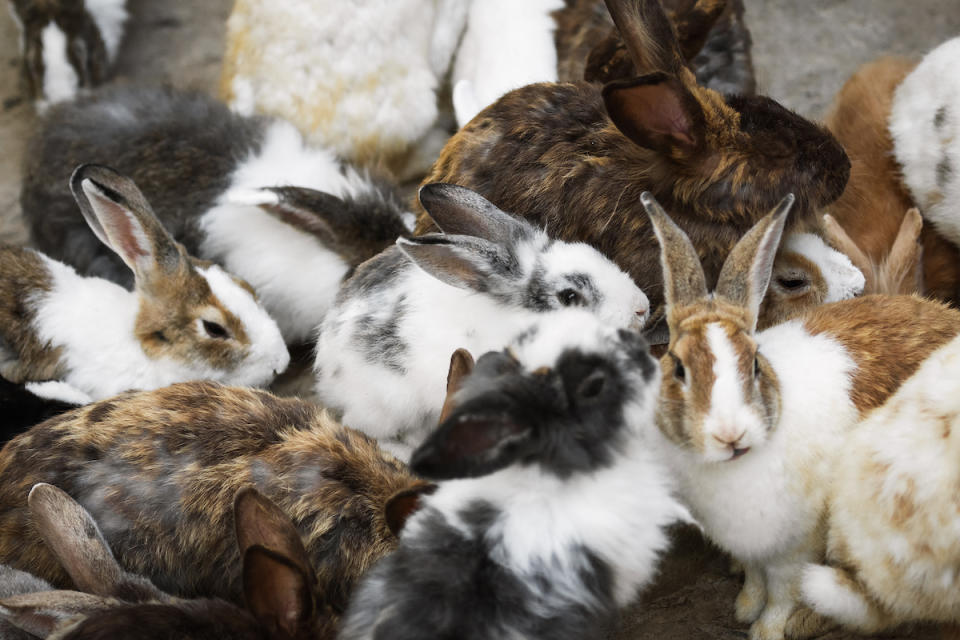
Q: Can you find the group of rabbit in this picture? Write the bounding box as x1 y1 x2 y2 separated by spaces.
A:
1 0 959 638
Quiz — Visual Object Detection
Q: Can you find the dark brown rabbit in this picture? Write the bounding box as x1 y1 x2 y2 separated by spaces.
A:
0 382 432 627
418 0 849 333
0 483 332 639
554 0 755 94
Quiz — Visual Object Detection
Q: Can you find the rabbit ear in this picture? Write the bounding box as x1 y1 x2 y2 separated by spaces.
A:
822 214 875 293
439 348 475 423
397 235 509 293
672 0 728 63
716 194 794 330
602 0 686 75
0 591 115 638
603 74 706 155
384 483 438 537
28 483 164 602
243 546 314 639
641 192 709 309
234 488 315 587
69 164 186 287
418 183 530 245
884 208 924 294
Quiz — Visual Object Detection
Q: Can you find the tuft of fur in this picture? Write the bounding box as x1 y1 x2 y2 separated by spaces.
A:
21 85 411 345
339 310 688 640
418 0 849 336
801 332 960 634
314 184 648 455
0 381 428 629
643 192 960 640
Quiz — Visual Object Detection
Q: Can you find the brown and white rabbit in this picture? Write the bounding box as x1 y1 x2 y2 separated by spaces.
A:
21 85 412 345
641 192 960 640
1 164 288 403
0 483 333 639
419 0 851 336
6 0 126 108
799 333 960 638
0 381 432 626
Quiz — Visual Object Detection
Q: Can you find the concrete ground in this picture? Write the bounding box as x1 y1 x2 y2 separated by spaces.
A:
1 1 959 639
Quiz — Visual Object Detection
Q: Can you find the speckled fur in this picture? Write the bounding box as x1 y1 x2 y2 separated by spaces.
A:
0 382 427 625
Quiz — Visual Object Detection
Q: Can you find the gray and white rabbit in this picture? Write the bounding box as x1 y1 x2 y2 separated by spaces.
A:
339 309 689 640
6 0 126 108
21 84 412 345
1 164 288 403
313 183 649 456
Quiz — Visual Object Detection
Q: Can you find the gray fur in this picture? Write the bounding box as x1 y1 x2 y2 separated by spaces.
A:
354 296 409 374
0 565 52 640
934 105 947 129
937 155 953 189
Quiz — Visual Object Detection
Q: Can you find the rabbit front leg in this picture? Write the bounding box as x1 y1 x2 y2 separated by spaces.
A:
735 562 767 624
750 557 807 640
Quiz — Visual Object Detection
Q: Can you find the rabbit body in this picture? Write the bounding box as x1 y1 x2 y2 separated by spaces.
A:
7 0 126 106
340 311 688 640
800 334 960 634
22 85 410 345
0 382 427 622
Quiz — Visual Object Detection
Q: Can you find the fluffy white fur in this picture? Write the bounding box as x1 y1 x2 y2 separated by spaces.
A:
200 120 398 344
451 0 563 127
314 238 648 456
783 233 865 303
28 253 286 400
222 0 469 175
40 24 78 108
654 319 860 640
891 37 960 247
23 380 92 406
801 333 960 632
84 0 128 60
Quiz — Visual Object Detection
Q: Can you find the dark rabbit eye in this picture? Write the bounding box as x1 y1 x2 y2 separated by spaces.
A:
776 276 809 291
577 371 606 399
557 288 582 307
202 320 230 339
672 355 685 382
754 356 760 377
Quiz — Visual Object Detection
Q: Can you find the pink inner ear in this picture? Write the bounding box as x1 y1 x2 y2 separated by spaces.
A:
627 83 696 145
87 187 151 266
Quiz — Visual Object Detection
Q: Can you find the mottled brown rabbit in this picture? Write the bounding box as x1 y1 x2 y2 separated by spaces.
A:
0 382 431 626
418 0 849 332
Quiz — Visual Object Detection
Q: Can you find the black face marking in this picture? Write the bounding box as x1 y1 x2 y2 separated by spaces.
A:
353 295 408 373
937 156 953 189
934 106 948 129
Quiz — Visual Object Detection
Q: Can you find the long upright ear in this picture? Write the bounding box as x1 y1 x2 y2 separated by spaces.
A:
716 194 794 330
602 0 687 74
418 183 530 244
28 483 164 602
0 591 116 638
234 488 315 587
673 0 728 63
439 348 475 423
384 483 438 538
822 214 875 292
884 208 924 294
397 235 509 292
69 164 185 286
603 73 706 154
243 546 314 639
640 192 709 309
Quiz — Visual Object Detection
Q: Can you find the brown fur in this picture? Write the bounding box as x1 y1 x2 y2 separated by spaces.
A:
0 247 65 382
0 382 427 626
417 0 847 332
802 295 960 413
759 245 828 327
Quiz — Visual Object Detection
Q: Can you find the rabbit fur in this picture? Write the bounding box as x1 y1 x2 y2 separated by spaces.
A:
1 164 288 402
0 564 52 640
339 310 689 640
641 192 960 640
313 183 649 457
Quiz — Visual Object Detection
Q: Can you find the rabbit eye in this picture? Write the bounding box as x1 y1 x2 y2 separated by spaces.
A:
672 355 685 382
753 356 760 377
775 276 809 292
202 320 230 340
557 288 583 307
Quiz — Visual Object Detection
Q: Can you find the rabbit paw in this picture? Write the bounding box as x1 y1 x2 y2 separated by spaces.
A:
784 605 835 639
735 567 766 624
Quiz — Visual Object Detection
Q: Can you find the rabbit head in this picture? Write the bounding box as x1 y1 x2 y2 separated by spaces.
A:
403 183 650 329
412 309 659 480
69 164 289 387
644 191 791 462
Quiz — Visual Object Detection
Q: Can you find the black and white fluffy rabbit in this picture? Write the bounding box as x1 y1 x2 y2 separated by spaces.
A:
339 310 688 640
21 85 412 345
313 184 649 456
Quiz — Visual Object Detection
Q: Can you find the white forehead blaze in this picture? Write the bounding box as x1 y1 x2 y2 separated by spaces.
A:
786 233 865 302
540 241 650 328
40 23 79 105
199 266 289 375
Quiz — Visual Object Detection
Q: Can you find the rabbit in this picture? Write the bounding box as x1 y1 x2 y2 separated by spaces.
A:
21 84 413 345
640 191 960 640
418 0 851 338
339 309 691 640
313 182 650 457
798 333 960 638
0 483 333 639
6 0 126 108
0 381 434 627
1 164 289 402
0 564 52 640
219 0 469 179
